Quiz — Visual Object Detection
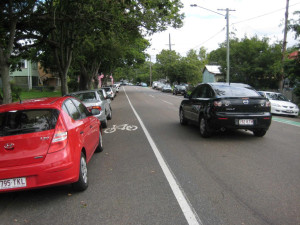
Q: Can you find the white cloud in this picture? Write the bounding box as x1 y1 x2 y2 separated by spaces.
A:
146 0 300 57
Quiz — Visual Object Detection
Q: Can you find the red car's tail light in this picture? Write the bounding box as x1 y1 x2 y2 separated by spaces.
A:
87 106 102 112
48 117 68 154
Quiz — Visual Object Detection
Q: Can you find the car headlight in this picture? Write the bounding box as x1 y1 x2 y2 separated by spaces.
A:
272 103 281 107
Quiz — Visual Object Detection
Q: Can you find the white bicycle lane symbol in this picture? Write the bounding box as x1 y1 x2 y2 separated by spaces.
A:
104 124 138 134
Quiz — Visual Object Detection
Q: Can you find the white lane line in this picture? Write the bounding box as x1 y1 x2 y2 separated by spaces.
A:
149 95 155 98
162 100 173 105
123 87 203 225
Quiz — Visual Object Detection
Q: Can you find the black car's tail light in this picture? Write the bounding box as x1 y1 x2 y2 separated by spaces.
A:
214 100 231 107
213 101 222 107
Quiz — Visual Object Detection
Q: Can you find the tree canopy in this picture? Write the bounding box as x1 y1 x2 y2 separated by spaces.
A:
1 0 184 102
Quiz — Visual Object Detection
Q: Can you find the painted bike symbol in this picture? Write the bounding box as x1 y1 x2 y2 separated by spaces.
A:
104 124 138 134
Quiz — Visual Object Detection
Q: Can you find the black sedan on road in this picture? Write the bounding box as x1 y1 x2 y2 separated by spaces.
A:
179 83 272 137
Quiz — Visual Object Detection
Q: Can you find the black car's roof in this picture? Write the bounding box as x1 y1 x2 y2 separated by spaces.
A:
202 83 260 98
207 82 253 88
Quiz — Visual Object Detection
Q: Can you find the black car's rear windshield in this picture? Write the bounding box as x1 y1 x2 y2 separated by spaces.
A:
0 109 59 137
212 85 260 97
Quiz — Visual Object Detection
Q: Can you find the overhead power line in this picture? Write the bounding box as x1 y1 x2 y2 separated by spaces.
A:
232 1 300 25
190 27 225 51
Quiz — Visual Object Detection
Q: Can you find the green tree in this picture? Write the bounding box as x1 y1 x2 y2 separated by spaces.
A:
0 0 45 103
36 0 184 94
286 11 300 96
156 50 181 83
208 36 282 89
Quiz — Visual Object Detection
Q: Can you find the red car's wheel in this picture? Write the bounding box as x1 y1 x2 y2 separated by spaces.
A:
73 152 88 191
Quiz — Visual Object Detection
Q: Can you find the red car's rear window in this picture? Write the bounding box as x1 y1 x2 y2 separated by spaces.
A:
0 109 59 137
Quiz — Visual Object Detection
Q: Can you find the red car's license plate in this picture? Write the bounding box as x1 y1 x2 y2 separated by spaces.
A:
0 177 27 190
239 119 253 125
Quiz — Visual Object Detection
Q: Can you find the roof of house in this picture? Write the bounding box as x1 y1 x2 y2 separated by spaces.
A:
204 65 221 74
288 50 299 59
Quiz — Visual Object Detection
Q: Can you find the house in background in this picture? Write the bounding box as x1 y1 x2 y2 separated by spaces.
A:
7 60 39 90
0 60 60 90
288 50 299 59
202 65 223 83
37 62 61 89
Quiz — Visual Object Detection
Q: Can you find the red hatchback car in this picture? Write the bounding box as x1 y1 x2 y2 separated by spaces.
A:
0 96 103 192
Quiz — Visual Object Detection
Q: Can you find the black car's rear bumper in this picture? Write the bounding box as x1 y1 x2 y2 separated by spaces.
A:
208 112 272 130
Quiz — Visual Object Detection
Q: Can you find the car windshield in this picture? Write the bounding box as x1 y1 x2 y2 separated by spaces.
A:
0 109 59 137
103 88 111 92
212 85 260 97
177 85 186 90
72 92 97 101
269 93 289 101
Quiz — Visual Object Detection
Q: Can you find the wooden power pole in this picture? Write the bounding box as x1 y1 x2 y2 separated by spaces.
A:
280 0 289 91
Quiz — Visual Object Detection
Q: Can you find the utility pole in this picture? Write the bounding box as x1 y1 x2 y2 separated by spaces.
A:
191 4 234 84
166 33 175 50
150 55 152 86
218 8 235 84
280 0 289 91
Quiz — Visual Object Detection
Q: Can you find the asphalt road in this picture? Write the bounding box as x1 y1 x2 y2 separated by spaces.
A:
1 86 299 225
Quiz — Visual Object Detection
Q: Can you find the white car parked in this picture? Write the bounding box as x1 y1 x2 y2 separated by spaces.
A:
258 91 299 117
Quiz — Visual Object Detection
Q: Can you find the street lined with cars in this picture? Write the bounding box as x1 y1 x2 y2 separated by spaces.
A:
1 86 299 225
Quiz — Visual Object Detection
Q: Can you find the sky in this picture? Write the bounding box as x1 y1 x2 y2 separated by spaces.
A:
146 0 300 59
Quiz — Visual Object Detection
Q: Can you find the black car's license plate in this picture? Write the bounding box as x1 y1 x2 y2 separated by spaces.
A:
239 119 253 125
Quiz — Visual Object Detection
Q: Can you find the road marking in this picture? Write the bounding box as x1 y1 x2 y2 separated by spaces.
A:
123 87 203 225
104 124 138 133
272 117 300 127
149 95 155 98
162 100 173 105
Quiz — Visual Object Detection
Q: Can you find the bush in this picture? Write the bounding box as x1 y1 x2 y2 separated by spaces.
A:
11 83 23 102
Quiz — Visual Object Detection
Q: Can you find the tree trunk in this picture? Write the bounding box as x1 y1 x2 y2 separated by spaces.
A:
60 71 68 96
0 63 12 104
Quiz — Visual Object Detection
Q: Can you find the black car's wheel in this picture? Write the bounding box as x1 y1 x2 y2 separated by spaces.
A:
73 153 88 191
107 108 112 120
95 131 103 152
179 108 188 125
199 117 213 138
253 128 267 137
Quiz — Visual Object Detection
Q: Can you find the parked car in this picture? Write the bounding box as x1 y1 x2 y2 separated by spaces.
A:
152 81 159 89
110 85 117 96
68 90 112 128
179 83 272 137
0 96 103 193
258 91 299 117
173 85 187 95
156 82 164 91
162 84 172 92
102 87 115 100
141 82 148 87
112 84 119 93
